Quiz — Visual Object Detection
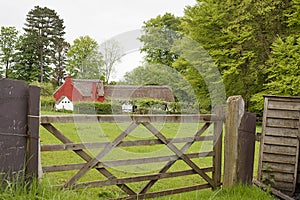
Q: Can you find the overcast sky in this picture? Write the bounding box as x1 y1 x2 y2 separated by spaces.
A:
0 0 196 81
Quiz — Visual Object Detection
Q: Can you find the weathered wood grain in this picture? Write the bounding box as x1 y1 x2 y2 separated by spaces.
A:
263 136 298 147
263 144 297 156
261 162 295 174
262 153 297 164
265 127 298 138
41 114 223 124
73 168 213 189
41 135 213 151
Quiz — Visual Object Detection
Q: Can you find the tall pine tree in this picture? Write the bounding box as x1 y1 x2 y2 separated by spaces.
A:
21 6 66 82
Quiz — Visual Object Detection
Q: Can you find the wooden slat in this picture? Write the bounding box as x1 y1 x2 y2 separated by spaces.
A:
268 100 300 111
266 118 299 129
263 136 298 147
41 114 222 124
74 168 213 189
264 95 300 102
261 162 295 174
41 136 213 151
262 153 297 165
267 109 299 120
112 184 212 200
263 144 297 156
42 152 214 172
272 181 295 192
265 127 298 138
263 172 295 183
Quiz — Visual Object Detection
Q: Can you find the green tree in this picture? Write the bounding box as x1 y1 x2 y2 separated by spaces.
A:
13 33 40 82
0 26 18 78
52 39 70 86
181 0 291 110
66 36 103 79
265 36 300 96
23 6 66 82
139 13 182 66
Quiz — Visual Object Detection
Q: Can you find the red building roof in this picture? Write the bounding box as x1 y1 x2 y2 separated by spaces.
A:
53 77 104 102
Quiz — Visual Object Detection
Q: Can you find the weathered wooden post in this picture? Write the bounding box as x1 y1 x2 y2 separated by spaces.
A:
223 95 256 188
26 85 41 179
0 79 40 182
212 106 224 188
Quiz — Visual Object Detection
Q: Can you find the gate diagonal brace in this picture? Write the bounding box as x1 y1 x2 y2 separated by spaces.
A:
41 123 136 195
139 122 215 194
63 122 139 188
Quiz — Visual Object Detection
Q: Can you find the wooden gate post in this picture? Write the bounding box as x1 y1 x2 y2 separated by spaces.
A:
223 95 256 188
0 79 40 182
26 85 41 179
212 106 224 187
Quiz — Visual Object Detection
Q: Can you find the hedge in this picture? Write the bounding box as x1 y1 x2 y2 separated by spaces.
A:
73 102 122 114
40 96 56 111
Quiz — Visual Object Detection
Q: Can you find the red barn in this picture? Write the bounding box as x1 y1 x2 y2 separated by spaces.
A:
53 77 104 102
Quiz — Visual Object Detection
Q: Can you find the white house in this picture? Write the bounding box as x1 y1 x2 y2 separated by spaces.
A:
55 96 73 111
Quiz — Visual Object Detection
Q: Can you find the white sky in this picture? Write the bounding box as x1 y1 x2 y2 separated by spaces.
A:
0 0 196 81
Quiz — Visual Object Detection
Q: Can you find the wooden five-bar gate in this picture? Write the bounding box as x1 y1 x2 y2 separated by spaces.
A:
40 110 224 199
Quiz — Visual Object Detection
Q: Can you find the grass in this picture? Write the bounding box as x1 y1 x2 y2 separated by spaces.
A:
1 113 275 199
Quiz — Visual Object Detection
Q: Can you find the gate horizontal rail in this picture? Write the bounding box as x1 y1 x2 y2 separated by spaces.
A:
40 113 224 199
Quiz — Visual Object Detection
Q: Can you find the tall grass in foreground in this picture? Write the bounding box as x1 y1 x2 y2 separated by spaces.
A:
0 177 275 200
0 177 92 200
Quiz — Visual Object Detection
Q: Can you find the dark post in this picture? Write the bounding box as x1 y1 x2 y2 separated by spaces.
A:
0 79 29 180
237 112 256 184
26 85 41 179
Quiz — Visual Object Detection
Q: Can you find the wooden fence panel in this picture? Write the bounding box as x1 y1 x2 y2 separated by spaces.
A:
40 113 224 199
258 95 300 196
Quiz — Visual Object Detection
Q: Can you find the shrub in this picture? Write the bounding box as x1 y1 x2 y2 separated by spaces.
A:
30 82 56 96
40 96 56 111
73 102 122 114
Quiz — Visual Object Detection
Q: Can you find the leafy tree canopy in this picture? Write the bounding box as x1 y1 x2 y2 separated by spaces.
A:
66 35 103 79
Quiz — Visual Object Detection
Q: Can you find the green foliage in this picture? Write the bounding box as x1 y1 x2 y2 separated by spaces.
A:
13 33 40 82
265 36 300 96
52 40 70 86
40 96 56 111
139 13 182 66
73 102 122 114
31 81 56 96
21 6 66 82
66 35 103 79
0 26 19 78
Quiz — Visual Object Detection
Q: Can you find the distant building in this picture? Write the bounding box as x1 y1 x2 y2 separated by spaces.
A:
53 77 104 103
53 77 175 112
54 96 73 111
104 85 175 102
